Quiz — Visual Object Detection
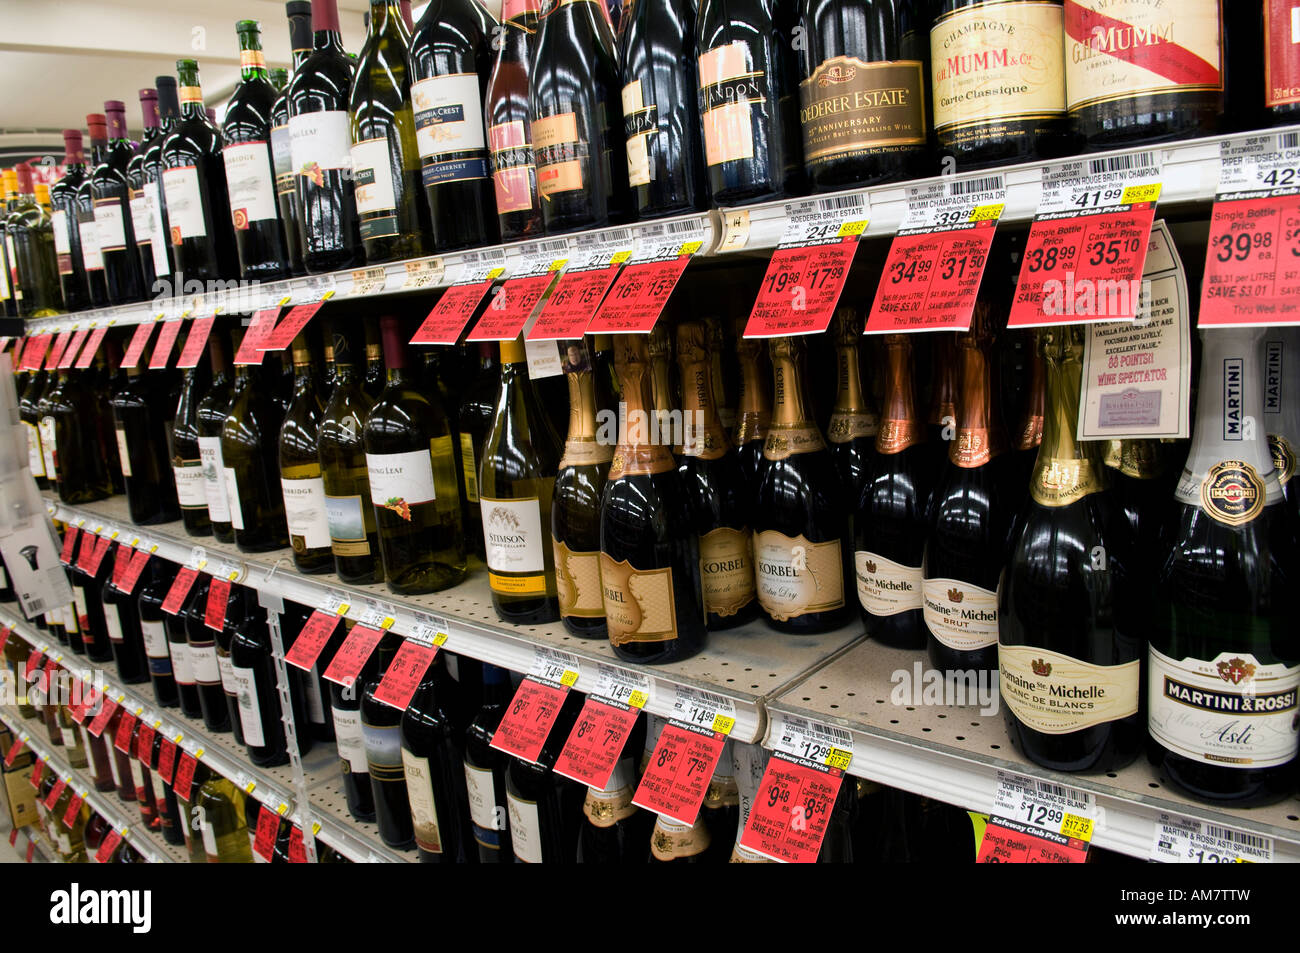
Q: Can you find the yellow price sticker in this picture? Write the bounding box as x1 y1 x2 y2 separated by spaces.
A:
194 747 204 759
610 250 632 265
487 267 506 281
824 747 852 771
969 203 1005 222
311 821 321 835
549 258 568 271
627 690 648 709
196 559 208 571
321 289 335 301
838 219 869 237
278 802 290 817
227 570 240 581
279 295 292 306
380 617 395 630
93 525 104 535
1060 813 1094 842
712 714 736 736
677 240 703 256
154 313 165 322
130 537 140 548
244 781 257 794
149 544 158 554
432 632 448 647
560 669 579 688
109 529 120 540
1121 183 1161 205
335 603 350 616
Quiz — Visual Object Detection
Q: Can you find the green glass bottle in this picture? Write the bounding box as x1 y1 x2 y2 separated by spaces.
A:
280 334 333 573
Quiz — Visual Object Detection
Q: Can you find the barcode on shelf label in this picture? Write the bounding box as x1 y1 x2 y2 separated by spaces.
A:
403 258 444 289
592 663 651 709
531 647 579 688
407 612 449 648
1039 153 1162 215
769 713 853 770
1149 813 1274 864
780 195 870 245
816 194 867 215
671 686 736 735
1216 133 1300 195
359 602 396 630
902 178 1007 232
319 591 350 616
948 175 1005 196
993 770 1099 841
1280 132 1300 151
1087 152 1156 175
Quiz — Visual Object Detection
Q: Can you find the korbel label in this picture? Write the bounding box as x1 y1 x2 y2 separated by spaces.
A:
600 554 679 645
753 531 844 621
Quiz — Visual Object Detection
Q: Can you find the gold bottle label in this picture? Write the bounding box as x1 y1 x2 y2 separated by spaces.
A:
753 532 844 621
582 783 638 828
762 425 826 461
560 437 614 468
459 432 479 503
1030 456 1102 507
700 526 756 618
799 57 927 163
876 418 923 454
999 643 1139 734
650 815 710 861
828 410 879 443
554 540 605 619
1269 434 1295 488
1199 460 1267 526
599 555 678 646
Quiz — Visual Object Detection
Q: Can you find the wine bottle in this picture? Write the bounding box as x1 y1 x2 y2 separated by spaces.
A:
74 115 110 306
924 312 1009 675
1064 0 1223 147
148 731 186 846
8 167 62 317
419 347 478 574
222 19 292 280
101 557 150 685
733 331 770 507
50 130 90 311
273 2 313 276
111 358 182 525
214 586 249 747
125 719 158 828
617 0 708 217
363 326 386 401
280 334 333 573
162 573 203 719
931 0 1068 167
0 171 15 318
172 359 212 537
230 611 292 767
1008 337 1046 496
463 663 514 862
1263 328 1299 534
677 321 758 629
364 316 466 594
44 368 114 504
329 622 377 823
505 688 584 863
700 738 741 861
600 335 706 663
530 0 630 232
20 370 51 491
729 741 772 862
361 633 415 849
319 330 384 584
161 59 239 280
94 345 126 496
351 0 429 261
479 338 562 623
458 342 499 560
288 0 364 272
827 307 878 509
222 340 290 553
752 337 852 633
128 89 164 293
695 0 804 205
141 77 180 291
183 575 231 733
1000 326 1141 773
194 775 254 862
281 599 334 743
1149 328 1300 806
486 0 544 240
648 323 681 458
649 814 711 862
137 556 180 708
92 101 147 303
177 761 213 862
575 738 653 863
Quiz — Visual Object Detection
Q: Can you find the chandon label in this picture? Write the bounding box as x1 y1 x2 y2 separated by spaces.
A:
489 120 536 214
923 577 998 650
621 80 657 187
999 643 1139 734
698 41 764 166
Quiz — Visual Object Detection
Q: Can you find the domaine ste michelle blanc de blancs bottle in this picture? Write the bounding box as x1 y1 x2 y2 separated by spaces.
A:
1000 326 1140 774
486 0 544 242
1149 328 1300 807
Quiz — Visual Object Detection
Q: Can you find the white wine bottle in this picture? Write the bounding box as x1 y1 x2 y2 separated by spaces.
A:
279 334 332 573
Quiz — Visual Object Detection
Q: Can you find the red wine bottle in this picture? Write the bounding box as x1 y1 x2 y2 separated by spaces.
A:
486 0 544 241
74 115 110 307
91 101 147 304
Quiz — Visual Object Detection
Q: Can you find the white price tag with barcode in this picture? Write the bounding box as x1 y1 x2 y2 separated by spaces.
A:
901 175 1006 232
630 217 708 263
993 771 1101 842
403 257 444 289
513 238 573 277
408 611 449 648
566 226 635 270
452 248 508 285
358 600 396 630
319 590 350 616
348 266 391 297
671 686 737 735
592 663 651 709
530 647 579 688
1038 152 1163 216
1217 132 1300 197
768 712 853 771
214 556 244 583
1149 813 1274 863
779 194 870 246
187 547 207 572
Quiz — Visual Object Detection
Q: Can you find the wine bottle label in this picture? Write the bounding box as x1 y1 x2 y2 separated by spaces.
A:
799 57 926 165
460 432 481 502
650 815 710 860
51 210 73 273
141 620 169 659
350 138 399 239
271 124 294 196
762 424 826 460
698 41 762 167
128 756 145 792
931 1 1066 142
148 181 171 276
330 706 368 773
173 460 208 510
922 577 998 651
1270 434 1296 488
223 466 245 531
288 111 354 177
200 815 218 860
78 219 104 271
1030 455 1102 507
161 166 207 242
554 541 605 619
366 449 437 516
621 80 656 187
951 427 992 468
753 532 845 621
325 493 371 556
38 416 57 477
700 526 757 618
169 638 195 684
72 587 88 634
559 438 614 468
481 497 546 593
412 74 490 185
217 650 237 694
464 762 503 846
855 551 923 617
401 749 444 855
1148 644 1300 769
531 111 584 197
488 120 536 214
93 199 128 252
600 555 679 646
190 640 220 685
232 665 265 748
281 476 331 552
827 410 878 443
1266 0 1300 107
114 425 132 478
129 191 153 249
361 719 404 782
102 601 124 644
1064 0 1223 112
999 643 1139 734
23 421 44 477
240 49 266 69
1185 460 1268 527
506 790 543 863
222 142 278 228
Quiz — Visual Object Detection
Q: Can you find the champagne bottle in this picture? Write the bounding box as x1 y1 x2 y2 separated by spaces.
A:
1104 439 1179 584
1263 328 1299 535
137 556 180 708
827 307 878 508
91 101 147 304
733 331 771 508
19 369 49 491
1149 328 1300 806
600 335 706 664
463 663 514 862
194 775 253 862
486 0 544 241
172 358 212 537
280 335 333 573
753 337 851 633
222 339 290 553
111 359 181 525
1001 326 1141 773
648 324 679 458
479 338 562 624
649 815 711 863
362 633 415 849
272 2 313 276
364 316 466 594
677 321 758 629
576 754 654 863
50 130 90 311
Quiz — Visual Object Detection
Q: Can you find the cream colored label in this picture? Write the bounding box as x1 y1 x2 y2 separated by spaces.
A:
651 815 710 860
532 112 583 197
555 540 605 619
999 643 1139 734
855 551 922 617
762 424 826 460
506 792 542 863
115 425 132 477
698 41 759 166
922 577 998 650
827 410 878 443
402 748 443 855
932 1 1066 132
700 526 756 618
621 79 652 187
560 438 614 468
753 532 844 621
600 554 678 646
23 421 44 477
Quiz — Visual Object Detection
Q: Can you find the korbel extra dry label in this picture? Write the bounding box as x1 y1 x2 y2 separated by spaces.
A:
753 531 844 621
554 540 605 620
700 526 756 618
799 57 926 167
999 643 1139 733
600 554 678 645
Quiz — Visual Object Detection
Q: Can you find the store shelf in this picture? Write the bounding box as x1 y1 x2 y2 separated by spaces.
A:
0 707 189 863
298 745 415 864
24 124 1291 335
763 641 1300 863
48 495 866 745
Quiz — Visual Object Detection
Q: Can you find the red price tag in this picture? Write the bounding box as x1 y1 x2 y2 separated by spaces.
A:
587 257 691 333
87 695 118 738
1199 193 1300 327
553 696 639 789
321 624 386 687
43 777 67 810
7 829 15 847
80 535 113 577
3 737 24 767
489 677 571 765
252 806 279 861
528 265 621 340
148 320 184 369
410 280 498 345
737 751 843 863
372 640 438 710
262 302 324 351
62 791 84 828
1007 205 1155 328
0 626 8 656
71 685 99 724
204 576 230 630
156 738 177 785
288 825 307 863
45 331 72 370
175 316 215 369
43 658 59 691
136 723 156 763
976 816 1089 863
466 272 556 341
114 711 137 755
73 326 109 369
29 759 43 788
23 648 44 682
58 329 89 369
161 567 199 615
111 543 132 588
284 610 341 671
59 526 79 565
172 752 198 802
631 720 727 825
95 829 123 863
233 309 281 364
116 550 151 597
21 334 50 371
121 321 156 369
866 222 998 333
744 240 860 337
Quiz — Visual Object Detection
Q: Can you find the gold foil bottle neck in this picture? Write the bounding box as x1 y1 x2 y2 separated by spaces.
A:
677 321 729 460
1015 340 1045 453
609 335 675 479
735 326 771 446
1030 326 1105 507
831 306 859 346
876 335 922 454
